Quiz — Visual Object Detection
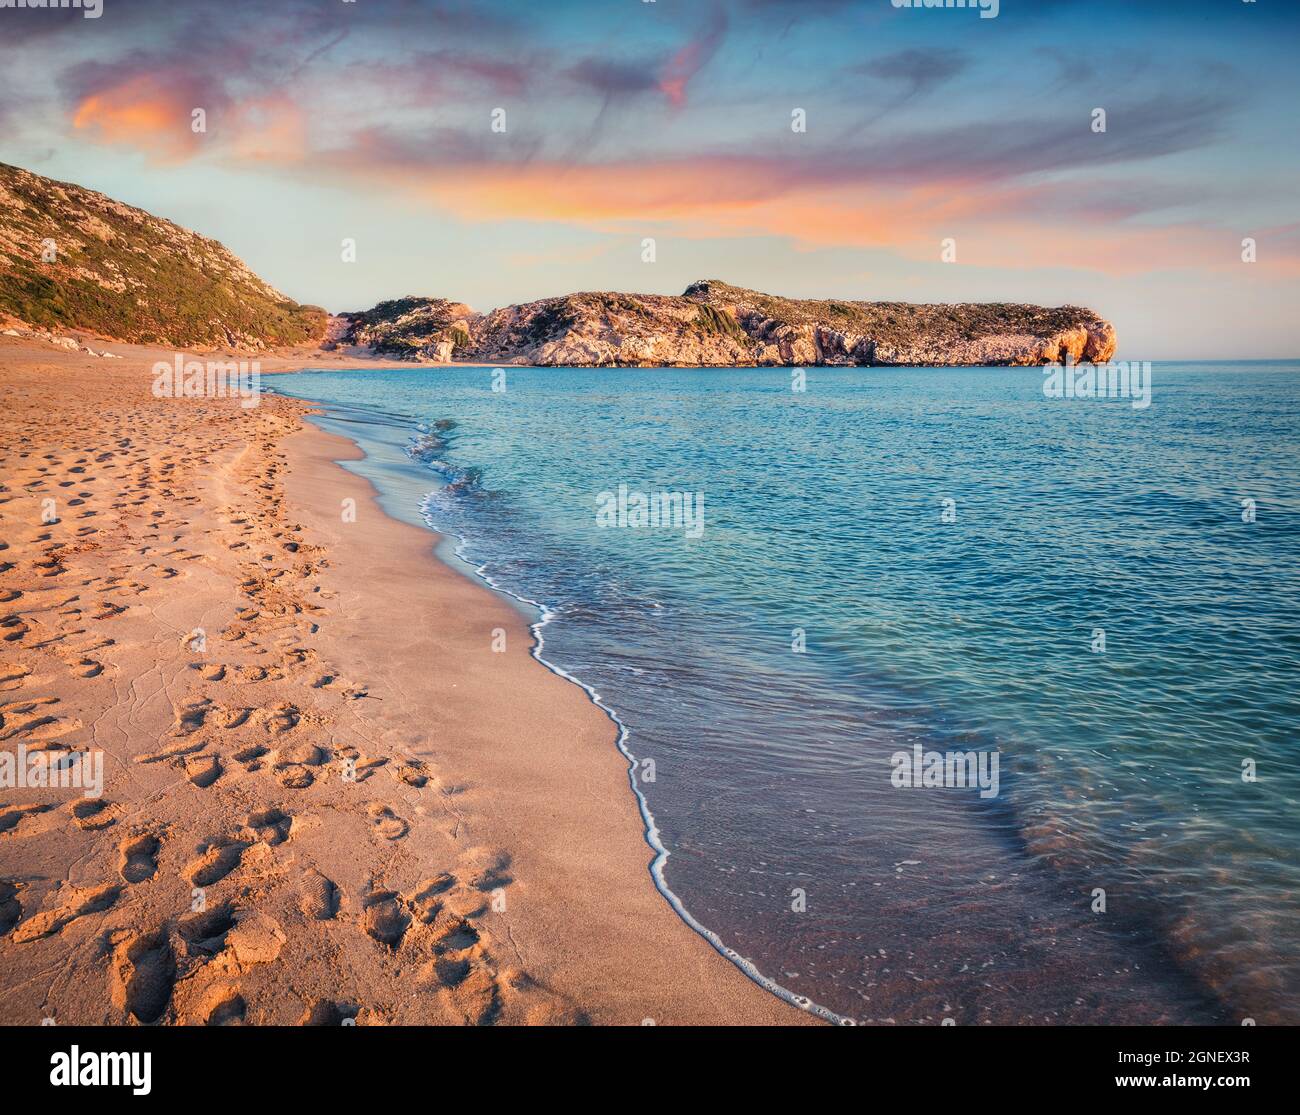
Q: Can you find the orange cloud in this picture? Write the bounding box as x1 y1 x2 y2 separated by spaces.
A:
328 155 1300 278
72 75 307 166
72 74 199 160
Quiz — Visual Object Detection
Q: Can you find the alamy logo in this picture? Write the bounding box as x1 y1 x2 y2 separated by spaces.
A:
892 0 999 19
0 745 103 798
596 484 705 539
0 0 102 18
50 1047 151 1095
1043 361 1152 410
890 744 1001 799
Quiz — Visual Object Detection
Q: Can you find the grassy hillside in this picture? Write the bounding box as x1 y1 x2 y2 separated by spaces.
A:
0 162 325 348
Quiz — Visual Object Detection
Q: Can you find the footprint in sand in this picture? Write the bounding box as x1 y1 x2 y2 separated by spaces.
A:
391 758 432 788
362 891 410 948
0 880 21 936
184 753 222 788
2 616 31 642
0 697 82 746
434 962 501 1026
12 882 120 942
71 657 104 679
300 1000 358 1026
433 849 514 918
174 697 212 735
520 988 591 1027
70 798 116 830
272 741 324 789
460 847 514 892
118 832 160 884
430 915 482 953
432 954 474 986
297 869 338 921
177 903 236 955
264 703 301 735
414 902 502 1025
407 875 455 925
0 663 32 691
0 802 52 835
366 803 409 841
69 635 114 659
111 930 175 1023
273 764 314 790
220 707 252 729
183 839 247 887
231 744 267 770
279 645 319 671
199 985 246 1026
245 807 292 846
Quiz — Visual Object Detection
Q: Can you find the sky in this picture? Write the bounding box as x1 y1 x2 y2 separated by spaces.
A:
1 0 1298 358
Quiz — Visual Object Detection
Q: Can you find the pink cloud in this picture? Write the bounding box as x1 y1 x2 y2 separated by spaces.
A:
657 6 727 108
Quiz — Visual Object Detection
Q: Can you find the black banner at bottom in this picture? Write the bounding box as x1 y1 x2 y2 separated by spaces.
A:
3 1023 1286 1102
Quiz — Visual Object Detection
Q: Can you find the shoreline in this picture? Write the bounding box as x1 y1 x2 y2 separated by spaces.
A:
281 409 815 1024
270 359 1254 1026
289 397 849 1024
0 335 813 1025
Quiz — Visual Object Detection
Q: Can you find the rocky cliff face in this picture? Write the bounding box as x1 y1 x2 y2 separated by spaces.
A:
339 279 1117 367
0 162 326 348
329 297 477 362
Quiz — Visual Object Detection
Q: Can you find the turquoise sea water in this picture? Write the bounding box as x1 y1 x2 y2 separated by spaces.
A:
274 362 1300 1024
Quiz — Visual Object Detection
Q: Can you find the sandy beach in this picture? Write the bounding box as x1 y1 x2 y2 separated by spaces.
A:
0 334 809 1025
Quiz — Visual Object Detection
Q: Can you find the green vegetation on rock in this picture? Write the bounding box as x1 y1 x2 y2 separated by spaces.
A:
0 161 325 348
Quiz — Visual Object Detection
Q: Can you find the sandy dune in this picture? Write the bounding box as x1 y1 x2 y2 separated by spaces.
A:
0 336 809 1025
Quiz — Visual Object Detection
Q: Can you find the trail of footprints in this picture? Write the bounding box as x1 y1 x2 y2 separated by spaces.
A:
7 740 517 1024
87 819 512 1025
0 397 546 1025
134 692 426 795
354 850 516 1025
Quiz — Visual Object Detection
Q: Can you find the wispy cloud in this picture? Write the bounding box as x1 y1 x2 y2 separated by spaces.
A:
657 5 728 108
859 48 969 103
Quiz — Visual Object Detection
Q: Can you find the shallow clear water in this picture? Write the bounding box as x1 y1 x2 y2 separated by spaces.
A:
274 362 1300 1024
